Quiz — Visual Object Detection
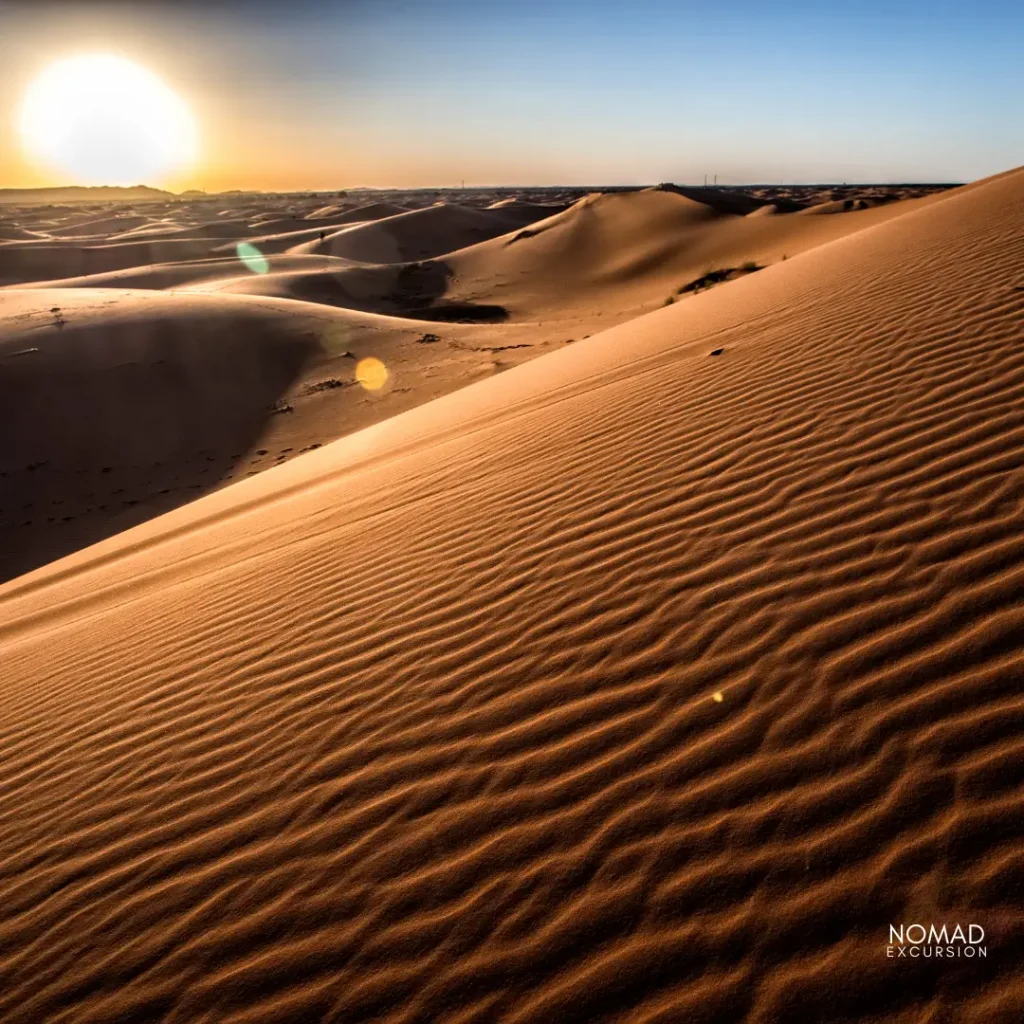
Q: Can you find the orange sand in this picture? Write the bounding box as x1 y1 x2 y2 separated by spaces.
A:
1 169 1023 1021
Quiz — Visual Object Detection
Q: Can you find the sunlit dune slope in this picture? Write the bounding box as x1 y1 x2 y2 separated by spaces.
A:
106 219 265 242
658 182 786 214
0 167 1022 1022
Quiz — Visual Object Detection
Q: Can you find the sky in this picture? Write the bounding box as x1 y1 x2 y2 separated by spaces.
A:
1 0 1022 191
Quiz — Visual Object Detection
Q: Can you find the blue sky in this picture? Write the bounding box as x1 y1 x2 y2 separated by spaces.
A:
2 0 1022 188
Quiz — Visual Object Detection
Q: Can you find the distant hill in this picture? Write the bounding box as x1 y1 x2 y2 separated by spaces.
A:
0 185 174 205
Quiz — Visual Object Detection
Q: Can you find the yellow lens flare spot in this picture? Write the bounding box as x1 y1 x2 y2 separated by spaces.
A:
712 691 724 703
356 357 388 391
236 241 269 274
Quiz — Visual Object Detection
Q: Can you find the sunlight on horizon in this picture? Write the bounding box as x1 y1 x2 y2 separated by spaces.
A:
17 54 197 187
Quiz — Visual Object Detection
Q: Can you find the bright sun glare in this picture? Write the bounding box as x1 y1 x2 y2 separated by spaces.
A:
18 54 197 186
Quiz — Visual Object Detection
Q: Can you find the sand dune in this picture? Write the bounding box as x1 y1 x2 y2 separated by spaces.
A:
0 167 1021 1022
0 225 46 241
3 181 981 584
295 200 408 229
194 256 514 326
0 282 559 581
209 187 929 334
306 203 350 219
0 199 415 286
11 253 355 292
657 182 785 214
1 223 371 285
797 198 879 215
244 214 359 236
293 201 556 263
335 200 410 222
108 219 263 241
0 182 977 579
213 222 373 257
44 213 160 238
0 288 325 580
381 185 949 327
0 237 230 286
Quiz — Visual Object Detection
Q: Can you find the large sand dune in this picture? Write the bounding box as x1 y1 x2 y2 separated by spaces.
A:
0 167 1022 1021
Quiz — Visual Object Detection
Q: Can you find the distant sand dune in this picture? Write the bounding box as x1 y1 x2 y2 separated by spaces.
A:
418 186 949 322
0 225 47 241
0 237 226 286
293 202 555 263
0 168 1022 1022
0 202 412 286
12 253 356 291
210 187 927 329
44 213 158 237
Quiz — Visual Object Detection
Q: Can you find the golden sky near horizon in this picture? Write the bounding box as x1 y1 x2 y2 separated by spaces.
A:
0 4 547 194
0 2 585 194
2 43 558 195
2 47 434 194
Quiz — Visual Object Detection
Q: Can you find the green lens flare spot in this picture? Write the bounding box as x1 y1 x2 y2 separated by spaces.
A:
236 241 269 274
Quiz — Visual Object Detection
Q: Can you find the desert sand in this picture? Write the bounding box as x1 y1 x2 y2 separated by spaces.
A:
2 181 949 581
1 168 1023 1021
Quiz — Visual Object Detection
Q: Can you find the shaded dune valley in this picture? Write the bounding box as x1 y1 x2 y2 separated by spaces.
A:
1 165 1024 1024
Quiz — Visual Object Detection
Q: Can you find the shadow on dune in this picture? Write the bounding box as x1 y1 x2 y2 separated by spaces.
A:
0 238 221 286
411 302 508 323
258 259 509 323
656 183 803 215
0 313 320 583
387 262 509 322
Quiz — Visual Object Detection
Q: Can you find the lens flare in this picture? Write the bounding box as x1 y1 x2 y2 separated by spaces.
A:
355 357 389 391
236 242 269 274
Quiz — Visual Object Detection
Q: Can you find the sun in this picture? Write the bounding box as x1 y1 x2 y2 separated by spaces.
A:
18 54 197 186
